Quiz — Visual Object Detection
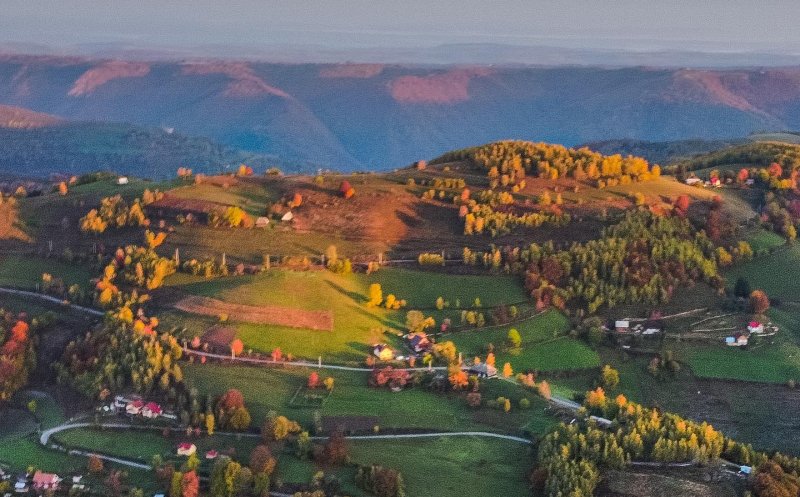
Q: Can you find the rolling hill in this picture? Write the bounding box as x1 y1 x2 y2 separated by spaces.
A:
3 55 800 172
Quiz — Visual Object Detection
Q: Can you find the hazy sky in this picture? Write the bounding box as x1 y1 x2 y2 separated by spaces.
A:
2 0 798 53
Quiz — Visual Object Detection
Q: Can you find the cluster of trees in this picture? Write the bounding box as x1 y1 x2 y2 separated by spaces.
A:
524 211 722 312
762 191 800 242
417 253 445 266
0 316 37 400
215 388 252 431
355 465 405 497
462 202 569 237
180 258 230 278
55 317 184 398
669 142 800 176
366 284 406 310
80 190 162 232
209 206 254 228
95 240 176 309
435 141 659 187
535 387 800 497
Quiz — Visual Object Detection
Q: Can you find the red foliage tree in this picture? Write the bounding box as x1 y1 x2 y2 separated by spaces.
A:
323 431 349 466
218 389 245 412
768 162 783 178
673 195 691 216
307 371 321 389
181 471 199 497
230 339 244 357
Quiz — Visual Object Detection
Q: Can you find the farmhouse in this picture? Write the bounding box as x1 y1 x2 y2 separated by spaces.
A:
125 399 144 415
614 320 630 333
747 321 764 334
373 344 394 361
32 471 60 491
469 363 498 378
141 402 162 419
684 177 702 186
205 450 218 460
116 176 129 185
255 217 270 228
407 332 432 353
177 443 196 456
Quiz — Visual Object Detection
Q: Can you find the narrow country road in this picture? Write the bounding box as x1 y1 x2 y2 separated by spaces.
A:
0 287 104 317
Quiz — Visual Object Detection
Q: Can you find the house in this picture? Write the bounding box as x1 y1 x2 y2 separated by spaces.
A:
116 176 129 185
642 327 661 336
13 481 27 493
32 471 60 490
373 344 394 361
748 321 764 334
141 402 162 419
71 475 85 491
740 466 752 475
408 332 432 353
745 178 755 186
710 177 721 187
281 211 294 222
205 450 219 460
685 177 703 186
255 217 270 228
468 363 497 378
126 399 144 415
726 333 749 347
615 320 630 333
177 443 196 456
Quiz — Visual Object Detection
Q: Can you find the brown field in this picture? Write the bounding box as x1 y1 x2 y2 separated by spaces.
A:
201 325 237 348
599 470 738 497
173 295 334 331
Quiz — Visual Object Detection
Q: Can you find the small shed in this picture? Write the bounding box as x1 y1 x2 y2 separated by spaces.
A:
205 450 219 460
747 321 764 334
255 217 270 228
116 176 129 185
281 211 294 222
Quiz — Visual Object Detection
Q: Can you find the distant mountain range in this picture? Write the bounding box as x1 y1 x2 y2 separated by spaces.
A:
3 54 800 174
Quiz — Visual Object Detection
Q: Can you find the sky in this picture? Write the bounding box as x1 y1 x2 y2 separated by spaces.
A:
1 0 798 55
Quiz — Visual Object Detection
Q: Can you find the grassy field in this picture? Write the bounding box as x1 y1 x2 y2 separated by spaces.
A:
50 427 534 497
448 310 600 372
160 267 529 361
183 362 554 435
724 244 800 298
0 254 94 290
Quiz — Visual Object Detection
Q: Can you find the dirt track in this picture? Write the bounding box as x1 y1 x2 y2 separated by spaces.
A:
174 295 333 331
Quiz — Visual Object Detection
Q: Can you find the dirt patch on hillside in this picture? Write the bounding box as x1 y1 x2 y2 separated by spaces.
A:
174 295 333 331
202 325 237 348
388 68 492 104
598 470 737 497
69 61 151 96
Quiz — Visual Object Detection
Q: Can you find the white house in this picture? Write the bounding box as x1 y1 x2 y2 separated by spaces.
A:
281 211 294 222
116 176 129 185
615 320 630 333
747 321 764 334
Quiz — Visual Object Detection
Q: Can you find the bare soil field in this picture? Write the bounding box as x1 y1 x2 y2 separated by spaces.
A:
201 325 237 348
173 294 334 331
598 470 737 497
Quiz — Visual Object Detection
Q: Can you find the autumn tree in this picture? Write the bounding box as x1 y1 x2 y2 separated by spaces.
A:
308 371 321 389
507 328 522 348
250 445 277 476
600 365 620 390
750 290 770 314
367 283 383 307
502 362 513 378
181 471 199 497
230 339 244 358
88 454 104 474
322 431 349 466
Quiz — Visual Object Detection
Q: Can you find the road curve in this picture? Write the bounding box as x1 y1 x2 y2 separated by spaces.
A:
0 287 104 317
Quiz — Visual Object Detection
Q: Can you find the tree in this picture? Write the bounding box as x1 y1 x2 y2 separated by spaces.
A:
507 328 522 348
324 377 334 391
308 371 321 389
88 454 104 474
367 284 383 307
600 365 620 389
733 277 751 299
538 380 551 400
228 406 251 431
250 445 277 475
502 362 513 378
673 195 691 216
58 182 68 196
503 398 511 413
181 471 199 497
323 431 349 466
230 339 244 358
750 290 770 314
205 413 215 435
486 352 496 367
170 471 184 497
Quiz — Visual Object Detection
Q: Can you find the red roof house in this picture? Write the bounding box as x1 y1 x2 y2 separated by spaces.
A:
32 471 61 490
